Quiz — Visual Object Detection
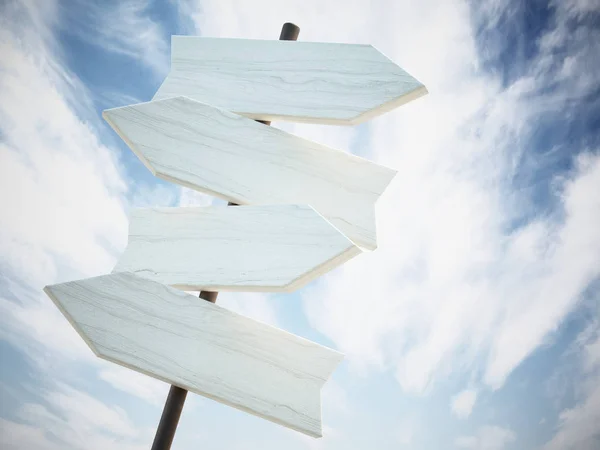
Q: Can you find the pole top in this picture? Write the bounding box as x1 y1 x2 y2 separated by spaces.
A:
280 23 300 41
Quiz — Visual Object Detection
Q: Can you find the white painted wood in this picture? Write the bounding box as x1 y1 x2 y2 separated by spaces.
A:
103 96 396 250
44 272 343 437
113 205 360 292
153 36 427 125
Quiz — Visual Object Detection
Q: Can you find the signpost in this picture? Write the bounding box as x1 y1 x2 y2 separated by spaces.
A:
153 36 427 125
151 23 302 450
44 272 343 438
113 205 360 292
43 21 427 450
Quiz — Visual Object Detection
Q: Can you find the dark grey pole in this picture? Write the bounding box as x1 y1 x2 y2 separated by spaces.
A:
150 22 300 450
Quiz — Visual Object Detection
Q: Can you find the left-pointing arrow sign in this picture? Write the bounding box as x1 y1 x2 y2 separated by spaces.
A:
44 272 343 437
113 205 361 292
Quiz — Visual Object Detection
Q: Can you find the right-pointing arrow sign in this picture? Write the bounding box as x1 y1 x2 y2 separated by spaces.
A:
44 272 343 438
113 205 360 292
153 36 427 125
103 96 397 251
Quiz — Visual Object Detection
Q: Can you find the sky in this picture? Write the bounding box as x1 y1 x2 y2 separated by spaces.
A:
0 0 599 449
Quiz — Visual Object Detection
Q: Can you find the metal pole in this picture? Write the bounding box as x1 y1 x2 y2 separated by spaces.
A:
150 22 300 450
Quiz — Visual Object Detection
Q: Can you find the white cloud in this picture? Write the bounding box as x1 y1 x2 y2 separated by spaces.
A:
544 310 600 450
0 4 129 286
98 366 169 407
583 332 600 373
321 378 351 419
0 0 132 372
2 384 152 450
43 384 139 438
0 289 95 366
0 418 63 450
130 183 178 208
451 389 478 419
178 187 215 207
560 0 600 16
546 386 600 450
484 152 600 388
455 425 516 450
396 416 420 446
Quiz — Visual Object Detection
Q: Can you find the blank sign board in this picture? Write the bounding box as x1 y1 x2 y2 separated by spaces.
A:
44 273 343 437
113 205 360 292
154 36 427 125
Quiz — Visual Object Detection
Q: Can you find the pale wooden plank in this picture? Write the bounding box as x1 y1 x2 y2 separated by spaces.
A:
44 272 343 438
153 36 427 125
113 205 361 292
103 96 396 250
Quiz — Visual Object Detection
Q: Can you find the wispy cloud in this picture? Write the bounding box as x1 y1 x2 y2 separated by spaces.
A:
61 0 169 78
0 418 63 450
396 415 421 446
451 389 478 419
455 425 515 450
1 383 151 450
98 367 169 407
130 183 178 208
544 306 600 449
0 1 166 443
178 186 214 207
0 0 129 287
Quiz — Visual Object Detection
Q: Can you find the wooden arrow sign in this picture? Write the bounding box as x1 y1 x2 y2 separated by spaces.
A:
44 272 343 437
153 36 427 125
103 96 396 250
113 205 360 292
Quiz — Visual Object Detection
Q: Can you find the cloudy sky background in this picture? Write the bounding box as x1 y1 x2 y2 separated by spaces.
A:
1 0 599 449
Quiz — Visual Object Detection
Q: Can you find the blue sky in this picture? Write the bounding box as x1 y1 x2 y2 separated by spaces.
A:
0 0 599 449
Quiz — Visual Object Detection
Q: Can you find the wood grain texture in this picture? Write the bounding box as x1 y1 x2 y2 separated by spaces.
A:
103 96 396 250
44 272 343 437
153 36 427 125
113 205 360 292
